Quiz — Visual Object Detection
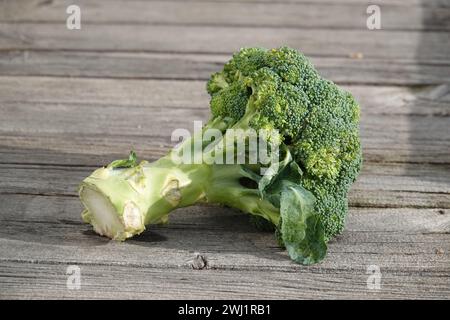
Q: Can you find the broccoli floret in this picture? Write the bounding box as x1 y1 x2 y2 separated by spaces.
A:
79 47 362 265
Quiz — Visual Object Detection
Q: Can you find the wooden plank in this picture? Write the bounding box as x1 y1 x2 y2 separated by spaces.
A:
1 76 448 116
1 260 449 299
0 77 448 165
0 104 448 165
1 0 449 31
1 126 448 167
1 51 449 85
0 76 206 109
129 0 450 7
0 194 449 270
0 23 448 62
0 163 448 208
0 194 449 299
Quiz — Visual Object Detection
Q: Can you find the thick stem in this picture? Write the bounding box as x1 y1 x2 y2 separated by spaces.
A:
80 158 279 240
79 156 210 240
205 164 280 224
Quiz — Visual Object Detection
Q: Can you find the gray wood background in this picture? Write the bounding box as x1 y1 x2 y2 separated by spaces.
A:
0 0 449 299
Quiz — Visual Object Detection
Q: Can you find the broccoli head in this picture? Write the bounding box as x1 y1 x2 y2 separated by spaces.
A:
207 47 362 240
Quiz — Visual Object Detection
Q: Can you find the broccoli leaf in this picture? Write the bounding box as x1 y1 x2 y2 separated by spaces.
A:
107 151 138 169
263 161 303 208
258 147 327 265
258 146 303 208
280 185 327 265
258 146 293 195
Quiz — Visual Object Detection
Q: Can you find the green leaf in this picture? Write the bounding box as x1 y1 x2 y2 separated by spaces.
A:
279 186 327 265
258 146 293 195
263 161 303 208
107 151 138 169
255 146 327 265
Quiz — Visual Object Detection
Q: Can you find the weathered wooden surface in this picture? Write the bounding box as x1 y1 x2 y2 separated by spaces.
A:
2 51 450 85
3 0 450 30
1 23 449 62
0 0 449 299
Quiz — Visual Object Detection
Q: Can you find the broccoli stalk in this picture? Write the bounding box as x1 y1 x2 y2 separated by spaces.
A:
79 47 362 265
79 151 280 241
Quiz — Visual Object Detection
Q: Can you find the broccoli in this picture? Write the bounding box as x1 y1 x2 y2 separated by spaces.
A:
79 47 362 265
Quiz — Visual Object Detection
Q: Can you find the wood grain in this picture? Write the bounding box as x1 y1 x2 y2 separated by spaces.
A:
0 163 449 208
1 51 449 85
0 23 449 61
0 194 449 299
2 261 449 299
0 77 448 165
1 194 449 270
1 0 449 30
